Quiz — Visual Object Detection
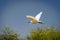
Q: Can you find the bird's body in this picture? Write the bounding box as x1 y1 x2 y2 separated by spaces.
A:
26 16 39 24
26 12 44 24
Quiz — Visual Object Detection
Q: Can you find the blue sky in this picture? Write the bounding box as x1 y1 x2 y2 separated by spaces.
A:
0 0 60 38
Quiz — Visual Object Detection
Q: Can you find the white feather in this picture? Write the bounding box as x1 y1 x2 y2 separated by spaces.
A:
35 12 42 21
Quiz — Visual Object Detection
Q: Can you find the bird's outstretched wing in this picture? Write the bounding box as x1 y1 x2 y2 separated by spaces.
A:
26 16 35 20
35 11 42 21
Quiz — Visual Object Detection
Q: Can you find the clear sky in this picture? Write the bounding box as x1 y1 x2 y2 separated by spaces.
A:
0 0 60 38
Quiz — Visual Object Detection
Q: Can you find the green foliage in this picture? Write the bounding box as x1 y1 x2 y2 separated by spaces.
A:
0 26 20 40
27 27 60 40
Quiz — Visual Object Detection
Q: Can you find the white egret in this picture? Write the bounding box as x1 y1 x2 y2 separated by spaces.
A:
26 11 44 24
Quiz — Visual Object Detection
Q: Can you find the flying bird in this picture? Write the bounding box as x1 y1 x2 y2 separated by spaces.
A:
26 11 44 24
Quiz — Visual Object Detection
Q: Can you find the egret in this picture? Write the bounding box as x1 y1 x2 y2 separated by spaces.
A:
26 11 44 24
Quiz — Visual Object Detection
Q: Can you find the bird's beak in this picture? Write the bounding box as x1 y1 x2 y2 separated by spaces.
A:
28 21 30 23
